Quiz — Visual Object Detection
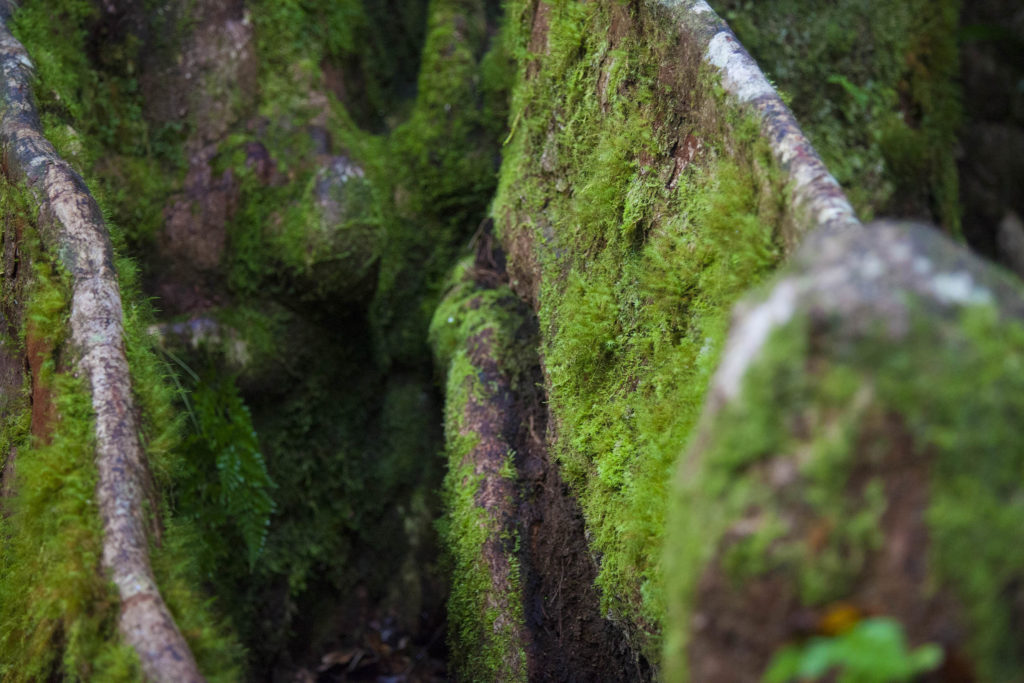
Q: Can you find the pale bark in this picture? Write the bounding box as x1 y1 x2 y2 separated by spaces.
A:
663 0 861 245
0 8 204 682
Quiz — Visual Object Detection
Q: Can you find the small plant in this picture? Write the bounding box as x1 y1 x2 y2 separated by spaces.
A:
764 617 943 683
171 359 276 572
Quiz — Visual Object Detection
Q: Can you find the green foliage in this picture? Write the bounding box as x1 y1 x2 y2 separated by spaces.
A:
9 0 455 675
4 6 248 671
764 618 943 683
713 0 962 232
248 0 429 129
12 0 179 163
176 367 276 571
220 148 382 304
248 0 364 117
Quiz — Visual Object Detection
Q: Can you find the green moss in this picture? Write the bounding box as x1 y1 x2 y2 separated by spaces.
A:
491 0 786 659
0 205 139 680
429 260 533 681
664 303 1024 681
713 0 962 232
9 0 465 674
369 0 508 367
0 372 142 682
12 0 188 253
438 456 527 682
4 3 249 669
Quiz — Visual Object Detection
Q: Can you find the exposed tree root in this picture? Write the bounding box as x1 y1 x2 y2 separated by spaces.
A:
0 8 203 681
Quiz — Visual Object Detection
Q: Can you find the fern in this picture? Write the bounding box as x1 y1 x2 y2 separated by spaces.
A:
177 369 276 571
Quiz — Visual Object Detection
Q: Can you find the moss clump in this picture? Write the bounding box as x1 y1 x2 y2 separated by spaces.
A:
665 303 1024 681
0 188 244 680
438 455 527 682
0 371 142 682
492 0 785 659
12 0 188 249
713 0 962 232
5 4 249 672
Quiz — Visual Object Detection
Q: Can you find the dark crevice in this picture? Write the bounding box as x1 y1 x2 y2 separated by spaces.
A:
468 231 653 682
957 0 1024 278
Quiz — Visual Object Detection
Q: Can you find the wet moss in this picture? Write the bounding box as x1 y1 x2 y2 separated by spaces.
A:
430 258 532 681
492 0 786 660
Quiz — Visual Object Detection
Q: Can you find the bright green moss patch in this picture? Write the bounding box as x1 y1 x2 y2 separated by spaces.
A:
0 226 245 679
0 213 138 680
665 304 1024 680
0 371 141 682
713 0 962 232
493 0 785 658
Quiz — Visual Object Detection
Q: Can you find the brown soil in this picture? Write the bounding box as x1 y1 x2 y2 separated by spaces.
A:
516 390 652 682
280 585 449 683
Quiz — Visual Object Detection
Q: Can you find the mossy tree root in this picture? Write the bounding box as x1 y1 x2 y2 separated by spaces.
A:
665 221 1024 681
430 242 537 681
663 0 861 245
0 9 203 683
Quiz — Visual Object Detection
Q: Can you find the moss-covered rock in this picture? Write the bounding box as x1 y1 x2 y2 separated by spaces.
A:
371 0 510 368
711 0 962 232
665 221 1024 681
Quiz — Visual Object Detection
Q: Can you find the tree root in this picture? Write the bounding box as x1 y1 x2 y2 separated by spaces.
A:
0 9 203 682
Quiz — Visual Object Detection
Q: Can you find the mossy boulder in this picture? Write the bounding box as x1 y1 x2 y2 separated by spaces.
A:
665 221 1024 681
